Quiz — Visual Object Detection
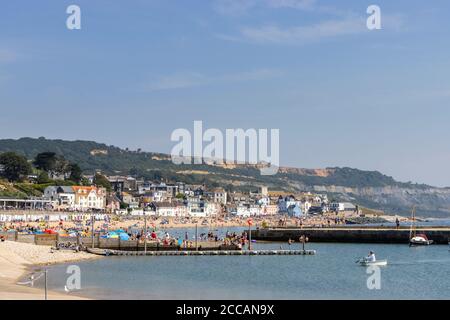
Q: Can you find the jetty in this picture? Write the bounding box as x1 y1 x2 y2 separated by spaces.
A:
87 247 316 256
251 226 450 244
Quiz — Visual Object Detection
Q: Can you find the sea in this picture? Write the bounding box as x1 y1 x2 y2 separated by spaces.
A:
30 225 450 300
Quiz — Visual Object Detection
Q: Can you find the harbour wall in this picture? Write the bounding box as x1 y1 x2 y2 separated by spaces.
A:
251 227 450 244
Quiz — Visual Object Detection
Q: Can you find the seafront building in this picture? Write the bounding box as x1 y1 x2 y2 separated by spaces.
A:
0 174 355 219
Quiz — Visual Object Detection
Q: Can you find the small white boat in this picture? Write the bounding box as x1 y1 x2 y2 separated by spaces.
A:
410 234 433 246
357 259 388 266
408 207 433 246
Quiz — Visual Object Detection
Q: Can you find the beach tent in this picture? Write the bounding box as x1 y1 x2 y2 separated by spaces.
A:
119 232 130 241
103 231 130 241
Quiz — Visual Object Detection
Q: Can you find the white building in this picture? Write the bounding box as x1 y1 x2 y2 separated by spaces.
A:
72 186 106 211
211 188 227 205
152 203 188 217
204 202 221 216
257 196 271 206
43 186 76 210
329 202 345 212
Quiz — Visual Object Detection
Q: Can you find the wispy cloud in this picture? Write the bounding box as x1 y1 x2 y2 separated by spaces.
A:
266 0 316 10
218 13 405 45
213 0 318 16
144 68 282 91
213 0 258 17
213 0 346 16
239 17 366 44
214 0 405 45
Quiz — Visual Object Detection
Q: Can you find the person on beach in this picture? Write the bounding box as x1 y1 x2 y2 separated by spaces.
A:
396 218 400 229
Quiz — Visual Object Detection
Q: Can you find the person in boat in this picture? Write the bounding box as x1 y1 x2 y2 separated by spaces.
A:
366 251 376 262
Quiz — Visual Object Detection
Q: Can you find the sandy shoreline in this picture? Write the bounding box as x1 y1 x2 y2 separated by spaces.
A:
0 241 100 300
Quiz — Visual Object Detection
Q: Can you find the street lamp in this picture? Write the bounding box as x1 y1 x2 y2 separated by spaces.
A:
143 208 147 254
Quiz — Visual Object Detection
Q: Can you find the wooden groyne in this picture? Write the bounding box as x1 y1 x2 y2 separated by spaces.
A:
87 248 316 256
251 227 450 244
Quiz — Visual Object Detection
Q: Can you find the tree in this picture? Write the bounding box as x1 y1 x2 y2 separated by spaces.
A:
33 152 57 172
33 152 70 178
68 163 82 183
0 152 32 182
93 173 112 191
37 171 52 184
129 167 139 177
53 158 70 176
81 177 91 186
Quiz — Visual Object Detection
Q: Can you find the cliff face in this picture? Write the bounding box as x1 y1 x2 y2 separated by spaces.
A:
1 137 449 218
277 167 334 177
308 185 450 217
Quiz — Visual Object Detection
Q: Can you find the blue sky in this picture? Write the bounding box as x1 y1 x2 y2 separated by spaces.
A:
1 0 450 186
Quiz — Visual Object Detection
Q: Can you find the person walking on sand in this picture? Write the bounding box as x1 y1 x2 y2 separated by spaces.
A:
395 218 400 229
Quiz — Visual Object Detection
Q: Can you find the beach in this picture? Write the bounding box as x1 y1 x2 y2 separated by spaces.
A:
0 210 384 232
0 240 99 300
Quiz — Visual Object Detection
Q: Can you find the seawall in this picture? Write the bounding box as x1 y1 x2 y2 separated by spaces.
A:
251 227 450 244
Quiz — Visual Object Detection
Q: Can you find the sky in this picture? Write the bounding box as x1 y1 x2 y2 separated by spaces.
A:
1 0 450 186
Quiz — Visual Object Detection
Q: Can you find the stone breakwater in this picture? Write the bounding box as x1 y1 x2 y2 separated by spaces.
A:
251 227 450 244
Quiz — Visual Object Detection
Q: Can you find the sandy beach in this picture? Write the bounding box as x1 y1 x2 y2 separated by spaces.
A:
0 211 378 232
0 240 99 300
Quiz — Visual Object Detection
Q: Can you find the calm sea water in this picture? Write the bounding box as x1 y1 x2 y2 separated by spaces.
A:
33 227 450 300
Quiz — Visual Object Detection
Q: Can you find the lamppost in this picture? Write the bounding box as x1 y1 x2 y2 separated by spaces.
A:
195 223 199 251
247 218 253 250
299 235 309 253
91 215 95 249
143 208 147 254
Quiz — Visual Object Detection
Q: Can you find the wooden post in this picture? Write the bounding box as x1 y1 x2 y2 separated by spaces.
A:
248 225 252 250
44 269 48 300
247 218 253 250
91 215 95 249
195 223 198 251
144 211 147 254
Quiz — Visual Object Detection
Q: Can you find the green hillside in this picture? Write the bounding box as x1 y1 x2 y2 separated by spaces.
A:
0 137 448 217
